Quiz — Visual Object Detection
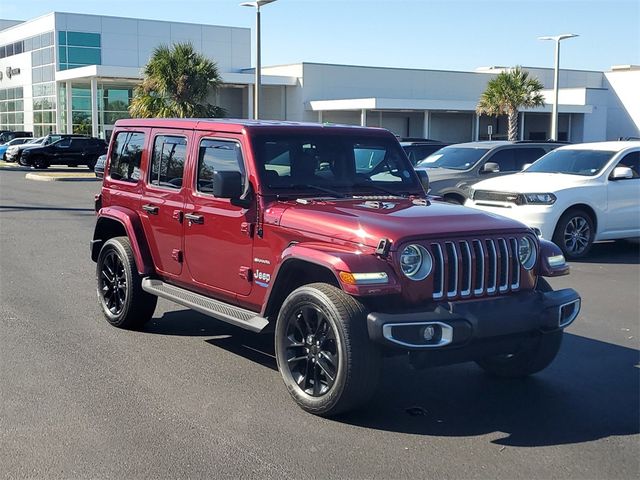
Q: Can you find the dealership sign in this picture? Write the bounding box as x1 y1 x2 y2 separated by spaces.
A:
0 66 21 81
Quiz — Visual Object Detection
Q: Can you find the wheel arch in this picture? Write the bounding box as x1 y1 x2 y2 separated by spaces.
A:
557 203 598 236
91 207 154 275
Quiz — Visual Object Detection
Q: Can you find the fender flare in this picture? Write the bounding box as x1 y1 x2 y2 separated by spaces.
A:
538 238 570 277
260 242 400 317
92 206 154 275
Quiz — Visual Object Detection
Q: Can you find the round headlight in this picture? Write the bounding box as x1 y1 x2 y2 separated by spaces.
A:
518 237 536 270
400 244 433 280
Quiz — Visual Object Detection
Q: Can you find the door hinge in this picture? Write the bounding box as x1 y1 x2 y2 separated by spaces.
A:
241 222 255 237
171 249 183 263
239 266 252 281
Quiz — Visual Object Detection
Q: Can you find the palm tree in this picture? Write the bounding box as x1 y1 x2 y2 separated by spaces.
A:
129 42 225 118
476 66 545 141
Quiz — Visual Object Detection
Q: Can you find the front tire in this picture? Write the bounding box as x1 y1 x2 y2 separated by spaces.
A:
275 283 380 416
96 236 157 329
553 208 595 259
33 156 49 169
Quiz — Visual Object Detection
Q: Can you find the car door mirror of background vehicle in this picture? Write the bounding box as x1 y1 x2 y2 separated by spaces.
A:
522 163 533 171
610 166 634 180
416 169 430 193
481 162 500 174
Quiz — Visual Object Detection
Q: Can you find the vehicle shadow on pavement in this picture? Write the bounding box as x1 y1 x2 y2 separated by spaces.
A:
143 309 278 371
571 240 640 265
341 333 639 447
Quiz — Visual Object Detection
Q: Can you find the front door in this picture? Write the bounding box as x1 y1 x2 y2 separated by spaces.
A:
139 130 190 278
604 151 640 236
183 134 254 296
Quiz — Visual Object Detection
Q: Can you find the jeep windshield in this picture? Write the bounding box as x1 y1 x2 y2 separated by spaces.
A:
525 149 616 176
251 133 423 197
416 146 490 170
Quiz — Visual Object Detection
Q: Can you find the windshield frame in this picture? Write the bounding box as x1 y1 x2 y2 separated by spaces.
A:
250 132 425 198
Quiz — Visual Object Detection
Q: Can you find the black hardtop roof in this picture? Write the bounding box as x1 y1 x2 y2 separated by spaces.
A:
114 118 391 136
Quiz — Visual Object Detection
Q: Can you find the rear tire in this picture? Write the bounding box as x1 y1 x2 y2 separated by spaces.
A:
96 236 157 329
275 283 380 416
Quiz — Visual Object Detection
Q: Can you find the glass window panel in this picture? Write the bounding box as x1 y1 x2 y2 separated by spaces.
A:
109 131 145 182
104 111 130 124
42 47 53 65
0 103 7 113
58 31 67 46
197 139 245 193
14 41 23 55
67 32 101 47
32 67 43 83
72 85 91 97
42 111 54 123
6 43 13 56
7 101 15 110
32 34 41 50
0 90 6 100
0 113 7 123
0 45 6 58
7 89 14 100
67 47 101 65
8 113 15 123
42 65 54 82
59 63 68 71
24 37 32 51
59 46 67 63
33 112 42 123
16 113 23 123
150 135 187 189
16 87 23 98
16 100 23 111
42 31 54 47
32 49 42 66
72 97 91 110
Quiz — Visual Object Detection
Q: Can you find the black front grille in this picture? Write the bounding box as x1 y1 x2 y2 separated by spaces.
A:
473 190 520 203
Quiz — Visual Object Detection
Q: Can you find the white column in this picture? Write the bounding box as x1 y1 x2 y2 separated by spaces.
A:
65 80 72 134
55 83 62 133
90 77 98 138
318 110 323 123
474 114 480 141
519 112 525 140
247 85 254 120
423 111 430 139
360 109 367 126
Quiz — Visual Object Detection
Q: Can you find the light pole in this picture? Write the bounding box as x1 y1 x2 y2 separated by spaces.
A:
240 0 277 120
538 33 578 140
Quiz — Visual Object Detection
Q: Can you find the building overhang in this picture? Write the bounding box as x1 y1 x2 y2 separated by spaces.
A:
308 96 592 114
55 65 297 86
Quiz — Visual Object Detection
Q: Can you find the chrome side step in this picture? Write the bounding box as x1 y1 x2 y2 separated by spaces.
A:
141 278 269 333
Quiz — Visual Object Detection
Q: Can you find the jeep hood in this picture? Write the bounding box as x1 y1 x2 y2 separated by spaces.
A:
272 198 529 248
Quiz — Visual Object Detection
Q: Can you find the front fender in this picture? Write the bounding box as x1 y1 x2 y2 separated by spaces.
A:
93 206 154 275
538 238 570 277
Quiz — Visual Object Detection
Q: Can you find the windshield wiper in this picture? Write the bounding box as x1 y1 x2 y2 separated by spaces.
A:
269 184 348 198
351 180 410 198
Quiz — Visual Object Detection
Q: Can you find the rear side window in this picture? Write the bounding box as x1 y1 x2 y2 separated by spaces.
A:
488 149 516 172
109 131 145 183
149 135 187 189
197 139 245 194
515 147 547 169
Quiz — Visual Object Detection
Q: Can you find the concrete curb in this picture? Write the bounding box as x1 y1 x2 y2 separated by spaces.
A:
25 172 99 182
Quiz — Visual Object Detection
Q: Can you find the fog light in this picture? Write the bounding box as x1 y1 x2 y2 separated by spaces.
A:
422 325 436 341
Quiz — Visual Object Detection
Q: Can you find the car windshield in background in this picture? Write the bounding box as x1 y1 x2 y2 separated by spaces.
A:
525 149 616 176
251 133 422 197
417 146 489 170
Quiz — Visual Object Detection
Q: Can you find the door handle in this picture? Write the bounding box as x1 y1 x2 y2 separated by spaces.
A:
142 204 159 215
185 213 204 224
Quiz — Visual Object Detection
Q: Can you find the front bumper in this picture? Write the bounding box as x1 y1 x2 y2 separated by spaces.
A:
464 200 558 240
367 287 580 353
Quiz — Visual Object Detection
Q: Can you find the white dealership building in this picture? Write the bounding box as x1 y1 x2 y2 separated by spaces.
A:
0 12 638 141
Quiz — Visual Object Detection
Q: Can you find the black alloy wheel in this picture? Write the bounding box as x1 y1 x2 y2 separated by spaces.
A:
99 250 127 316
275 283 380 416
553 209 595 259
284 304 339 397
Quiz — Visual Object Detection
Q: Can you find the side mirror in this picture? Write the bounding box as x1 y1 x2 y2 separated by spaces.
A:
212 171 243 198
610 166 633 180
522 163 532 171
416 169 430 193
481 162 499 174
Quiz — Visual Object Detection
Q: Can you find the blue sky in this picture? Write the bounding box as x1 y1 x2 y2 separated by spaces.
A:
2 0 638 72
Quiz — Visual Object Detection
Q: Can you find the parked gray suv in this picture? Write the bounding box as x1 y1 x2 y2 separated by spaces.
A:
416 141 566 204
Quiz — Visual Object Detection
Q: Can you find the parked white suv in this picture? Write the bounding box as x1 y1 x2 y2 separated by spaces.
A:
465 141 640 258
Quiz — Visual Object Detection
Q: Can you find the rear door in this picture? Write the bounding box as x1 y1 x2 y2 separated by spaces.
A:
183 133 254 297
139 130 190 278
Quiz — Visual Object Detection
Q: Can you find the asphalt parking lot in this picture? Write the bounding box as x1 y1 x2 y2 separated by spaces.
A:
1 168 638 479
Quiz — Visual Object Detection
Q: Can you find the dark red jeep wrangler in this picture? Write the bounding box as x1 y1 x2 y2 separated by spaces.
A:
91 119 580 416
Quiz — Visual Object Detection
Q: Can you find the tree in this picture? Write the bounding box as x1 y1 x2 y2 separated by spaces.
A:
129 42 225 118
476 66 545 141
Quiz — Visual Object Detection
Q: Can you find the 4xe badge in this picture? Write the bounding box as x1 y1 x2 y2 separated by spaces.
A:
254 269 271 288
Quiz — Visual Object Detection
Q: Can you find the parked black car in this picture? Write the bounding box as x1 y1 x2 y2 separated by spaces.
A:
0 130 33 143
94 154 107 179
20 136 107 169
415 140 567 204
